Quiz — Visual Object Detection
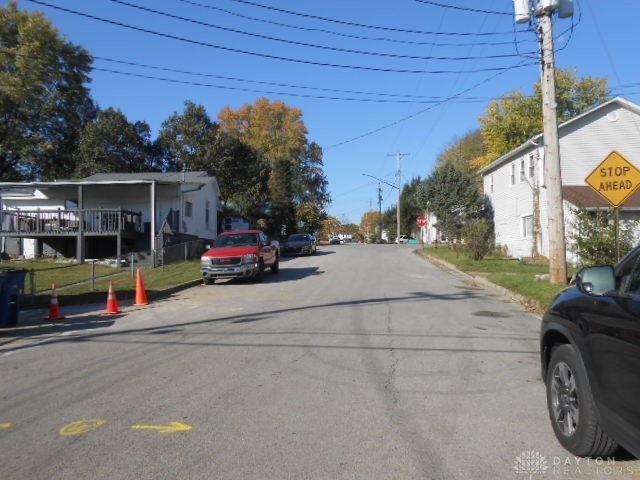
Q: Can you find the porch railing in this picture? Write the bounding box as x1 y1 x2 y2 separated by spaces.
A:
0 208 143 235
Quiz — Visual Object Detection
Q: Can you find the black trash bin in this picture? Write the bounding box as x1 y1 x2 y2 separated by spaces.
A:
0 268 27 328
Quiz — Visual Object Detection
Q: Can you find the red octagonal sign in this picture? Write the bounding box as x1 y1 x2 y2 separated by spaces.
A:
417 215 427 227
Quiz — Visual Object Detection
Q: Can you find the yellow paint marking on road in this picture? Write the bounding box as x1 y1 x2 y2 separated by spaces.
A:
59 419 106 436
0 423 12 429
131 421 192 433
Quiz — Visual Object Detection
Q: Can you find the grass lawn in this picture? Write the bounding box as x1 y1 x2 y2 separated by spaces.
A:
418 247 573 310
2 259 202 308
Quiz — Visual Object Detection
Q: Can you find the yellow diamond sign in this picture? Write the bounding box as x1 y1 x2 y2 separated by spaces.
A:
585 151 640 207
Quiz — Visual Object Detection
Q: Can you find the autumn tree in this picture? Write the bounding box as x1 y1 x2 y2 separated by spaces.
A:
399 177 424 235
436 129 487 178
73 108 156 177
360 211 382 242
0 1 94 180
218 98 308 166
475 68 610 170
218 98 329 236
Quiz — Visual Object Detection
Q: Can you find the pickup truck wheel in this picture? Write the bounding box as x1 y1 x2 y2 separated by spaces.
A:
254 260 264 282
270 256 279 274
546 344 618 457
203 277 214 285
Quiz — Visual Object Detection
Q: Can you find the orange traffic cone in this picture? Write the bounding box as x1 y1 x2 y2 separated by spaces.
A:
104 281 121 315
134 268 149 306
46 283 64 320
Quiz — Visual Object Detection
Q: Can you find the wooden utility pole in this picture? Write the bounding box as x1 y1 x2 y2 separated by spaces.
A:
388 152 409 244
539 13 568 284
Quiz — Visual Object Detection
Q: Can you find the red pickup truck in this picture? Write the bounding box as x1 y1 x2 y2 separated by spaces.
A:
201 230 279 284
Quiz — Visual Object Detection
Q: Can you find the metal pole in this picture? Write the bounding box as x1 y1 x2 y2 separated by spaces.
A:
615 207 620 262
91 259 95 291
131 252 135 279
539 13 568 284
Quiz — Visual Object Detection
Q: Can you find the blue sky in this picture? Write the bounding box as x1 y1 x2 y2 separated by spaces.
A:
17 0 640 224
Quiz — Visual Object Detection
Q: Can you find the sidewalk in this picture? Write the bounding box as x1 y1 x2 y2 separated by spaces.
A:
0 278 202 354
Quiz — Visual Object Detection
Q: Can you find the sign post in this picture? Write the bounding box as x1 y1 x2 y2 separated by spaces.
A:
585 151 640 261
417 214 428 248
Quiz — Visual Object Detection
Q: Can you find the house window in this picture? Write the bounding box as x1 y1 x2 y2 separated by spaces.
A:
205 201 210 227
65 200 78 210
529 154 535 179
522 215 534 238
185 201 193 218
520 159 525 182
510 164 516 185
489 175 494 193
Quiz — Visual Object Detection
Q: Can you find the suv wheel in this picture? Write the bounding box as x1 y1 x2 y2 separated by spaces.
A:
270 256 279 274
203 276 215 285
546 344 618 457
254 260 264 282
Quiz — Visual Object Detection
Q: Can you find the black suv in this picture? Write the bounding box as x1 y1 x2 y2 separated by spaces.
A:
541 247 640 458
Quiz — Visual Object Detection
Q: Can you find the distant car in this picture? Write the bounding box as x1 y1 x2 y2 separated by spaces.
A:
540 247 640 458
283 233 317 256
374 238 386 244
329 237 341 245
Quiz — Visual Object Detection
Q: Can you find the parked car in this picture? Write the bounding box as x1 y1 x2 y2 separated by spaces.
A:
283 233 317 256
329 237 341 245
201 230 279 284
540 247 640 458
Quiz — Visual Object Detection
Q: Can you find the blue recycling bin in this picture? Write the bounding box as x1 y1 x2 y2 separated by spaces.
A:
0 268 27 328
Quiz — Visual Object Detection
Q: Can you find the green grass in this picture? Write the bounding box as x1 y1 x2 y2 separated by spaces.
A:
419 246 573 309
3 259 202 308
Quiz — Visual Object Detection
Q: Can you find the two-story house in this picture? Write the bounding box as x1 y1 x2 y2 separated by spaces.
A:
480 97 640 263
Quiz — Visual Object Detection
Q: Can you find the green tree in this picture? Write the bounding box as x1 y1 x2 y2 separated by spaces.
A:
73 108 156 177
399 177 424 235
159 101 217 172
476 68 610 170
210 133 270 222
418 164 487 241
0 1 94 180
268 157 296 238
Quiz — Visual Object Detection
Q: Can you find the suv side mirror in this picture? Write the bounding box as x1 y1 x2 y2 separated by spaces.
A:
576 265 615 295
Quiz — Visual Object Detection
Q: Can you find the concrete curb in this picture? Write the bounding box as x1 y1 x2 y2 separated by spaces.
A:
415 250 544 314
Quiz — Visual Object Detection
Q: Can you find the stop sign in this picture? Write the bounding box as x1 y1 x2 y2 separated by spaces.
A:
417 215 427 227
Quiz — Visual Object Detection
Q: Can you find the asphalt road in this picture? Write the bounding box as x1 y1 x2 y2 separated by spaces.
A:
1 244 639 479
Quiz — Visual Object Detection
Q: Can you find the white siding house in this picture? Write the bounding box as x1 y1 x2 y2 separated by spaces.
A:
480 97 640 263
0 172 221 263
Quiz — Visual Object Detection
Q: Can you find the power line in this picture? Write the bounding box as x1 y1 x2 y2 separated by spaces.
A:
176 0 532 47
93 56 489 102
25 0 533 75
411 0 511 16
103 0 537 62
226 0 516 36
326 60 534 149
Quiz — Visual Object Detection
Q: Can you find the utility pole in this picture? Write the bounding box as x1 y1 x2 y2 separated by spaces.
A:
538 9 568 284
388 152 409 244
513 0 571 284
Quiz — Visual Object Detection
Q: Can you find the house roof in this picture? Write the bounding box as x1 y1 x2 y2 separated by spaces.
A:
478 97 640 176
0 171 217 189
563 185 640 209
80 171 213 183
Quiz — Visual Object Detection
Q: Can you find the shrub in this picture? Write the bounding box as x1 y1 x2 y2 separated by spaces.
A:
462 219 495 260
